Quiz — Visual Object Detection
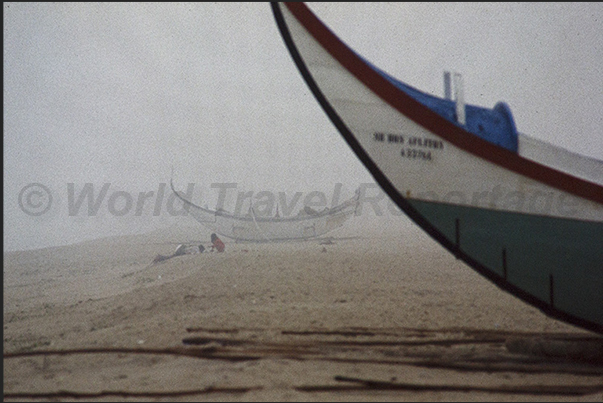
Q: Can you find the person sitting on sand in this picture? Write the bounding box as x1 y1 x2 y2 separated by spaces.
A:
210 233 225 253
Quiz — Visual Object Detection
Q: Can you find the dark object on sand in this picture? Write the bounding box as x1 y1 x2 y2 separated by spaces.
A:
506 336 603 364
152 254 171 264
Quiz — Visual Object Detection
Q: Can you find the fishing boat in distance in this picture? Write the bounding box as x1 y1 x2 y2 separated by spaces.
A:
271 3 603 334
170 179 359 243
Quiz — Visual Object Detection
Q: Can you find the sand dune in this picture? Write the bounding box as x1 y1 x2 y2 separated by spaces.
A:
4 223 602 402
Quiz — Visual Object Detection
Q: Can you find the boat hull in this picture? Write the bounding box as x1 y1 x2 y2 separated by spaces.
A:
171 180 358 243
411 199 603 327
190 207 356 243
272 3 603 333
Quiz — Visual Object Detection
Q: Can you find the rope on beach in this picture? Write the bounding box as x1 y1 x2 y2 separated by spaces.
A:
2 386 263 400
5 326 603 399
294 375 603 396
3 346 260 362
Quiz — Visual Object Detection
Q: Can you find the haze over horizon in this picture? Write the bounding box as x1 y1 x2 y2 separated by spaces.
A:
5 3 602 252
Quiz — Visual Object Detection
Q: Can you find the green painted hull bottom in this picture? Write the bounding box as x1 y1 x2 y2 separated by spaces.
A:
408 199 603 330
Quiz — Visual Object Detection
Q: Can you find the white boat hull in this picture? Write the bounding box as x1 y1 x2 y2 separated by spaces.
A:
272 3 603 333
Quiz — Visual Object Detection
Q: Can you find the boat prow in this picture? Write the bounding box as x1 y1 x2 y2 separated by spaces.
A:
272 3 603 334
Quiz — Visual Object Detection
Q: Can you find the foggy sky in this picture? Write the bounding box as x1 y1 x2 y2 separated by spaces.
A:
4 3 602 251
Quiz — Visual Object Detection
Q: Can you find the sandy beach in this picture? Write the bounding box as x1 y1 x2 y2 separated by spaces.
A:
4 219 603 402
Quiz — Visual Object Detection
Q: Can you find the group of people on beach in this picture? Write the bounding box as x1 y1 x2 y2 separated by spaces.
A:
177 233 225 255
198 233 225 253
152 233 225 264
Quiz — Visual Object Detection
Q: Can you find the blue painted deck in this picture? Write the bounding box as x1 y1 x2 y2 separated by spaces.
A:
367 60 519 152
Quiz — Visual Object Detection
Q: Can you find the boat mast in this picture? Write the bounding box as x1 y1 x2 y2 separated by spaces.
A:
444 71 466 125
443 71 452 100
454 72 466 125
